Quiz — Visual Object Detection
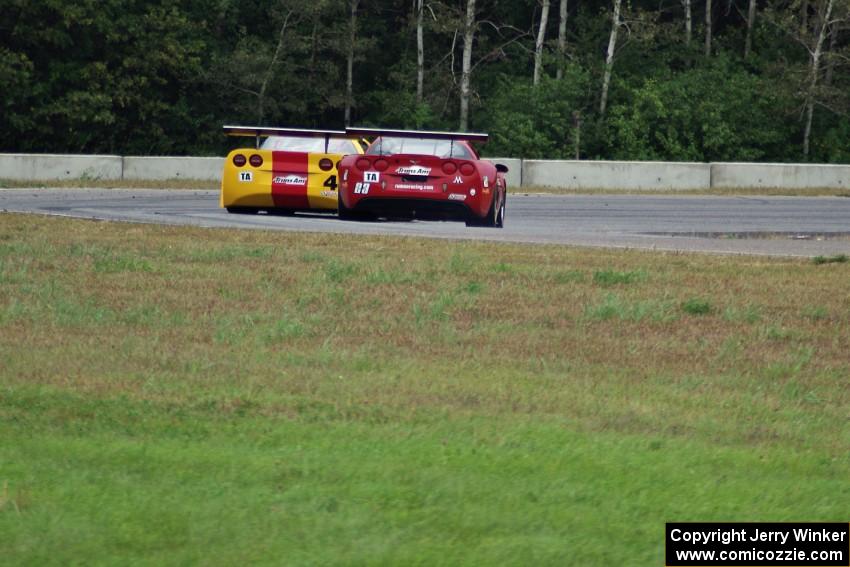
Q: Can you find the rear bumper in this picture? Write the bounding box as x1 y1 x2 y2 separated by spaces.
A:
351 197 472 221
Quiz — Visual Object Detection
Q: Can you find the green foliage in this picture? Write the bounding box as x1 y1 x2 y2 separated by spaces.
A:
486 70 592 159
608 56 797 162
0 0 848 161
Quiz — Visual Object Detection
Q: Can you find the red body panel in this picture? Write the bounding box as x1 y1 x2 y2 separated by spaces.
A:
271 151 310 209
339 140 505 224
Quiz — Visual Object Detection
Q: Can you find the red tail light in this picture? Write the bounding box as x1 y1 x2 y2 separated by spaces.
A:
441 161 458 175
460 163 475 176
249 154 263 167
355 158 371 171
374 158 389 172
232 154 247 167
319 158 334 171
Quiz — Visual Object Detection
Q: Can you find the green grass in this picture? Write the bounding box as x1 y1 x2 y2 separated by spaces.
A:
1 213 849 565
812 254 848 265
681 297 713 315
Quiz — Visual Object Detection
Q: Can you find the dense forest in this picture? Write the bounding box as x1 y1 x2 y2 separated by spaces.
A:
1 0 848 161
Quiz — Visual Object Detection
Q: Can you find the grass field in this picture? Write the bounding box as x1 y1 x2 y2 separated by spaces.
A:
1 213 848 565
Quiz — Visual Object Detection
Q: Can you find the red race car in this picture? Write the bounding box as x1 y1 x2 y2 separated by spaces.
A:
337 128 508 227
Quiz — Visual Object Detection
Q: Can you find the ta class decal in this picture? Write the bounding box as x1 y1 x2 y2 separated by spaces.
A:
238 171 253 182
364 171 380 183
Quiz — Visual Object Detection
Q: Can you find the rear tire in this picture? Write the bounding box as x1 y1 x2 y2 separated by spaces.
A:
337 192 368 221
226 206 259 215
337 192 354 220
495 192 505 228
466 193 501 227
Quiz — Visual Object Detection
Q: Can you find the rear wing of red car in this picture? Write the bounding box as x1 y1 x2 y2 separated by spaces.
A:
346 127 488 159
345 127 488 143
223 125 351 151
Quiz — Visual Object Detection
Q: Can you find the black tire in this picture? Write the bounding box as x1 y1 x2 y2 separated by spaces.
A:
466 193 500 227
495 190 506 228
226 206 258 215
336 190 355 220
336 192 374 221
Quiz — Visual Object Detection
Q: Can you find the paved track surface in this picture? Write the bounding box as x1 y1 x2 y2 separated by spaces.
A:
2 188 849 257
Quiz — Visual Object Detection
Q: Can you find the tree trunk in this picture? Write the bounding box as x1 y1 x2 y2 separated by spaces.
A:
258 11 292 124
459 0 476 131
416 0 424 103
824 21 837 86
345 0 359 127
556 0 568 79
744 0 755 58
803 0 834 158
572 110 582 159
683 0 692 45
533 0 551 86
599 0 622 115
704 0 712 55
801 0 809 35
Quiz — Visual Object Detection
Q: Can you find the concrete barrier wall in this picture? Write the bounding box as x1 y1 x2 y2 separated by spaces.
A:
123 156 224 181
2 153 849 191
485 157 522 188
0 153 122 181
523 159 712 190
711 162 850 189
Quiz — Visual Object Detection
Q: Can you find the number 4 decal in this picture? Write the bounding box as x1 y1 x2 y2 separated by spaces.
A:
323 175 338 191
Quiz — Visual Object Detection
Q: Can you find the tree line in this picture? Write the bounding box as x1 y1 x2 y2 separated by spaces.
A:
1 0 848 162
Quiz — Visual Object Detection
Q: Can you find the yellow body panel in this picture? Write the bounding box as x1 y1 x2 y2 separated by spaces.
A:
220 141 363 211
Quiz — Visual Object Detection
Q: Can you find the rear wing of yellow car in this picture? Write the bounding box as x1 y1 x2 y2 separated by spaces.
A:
223 125 353 152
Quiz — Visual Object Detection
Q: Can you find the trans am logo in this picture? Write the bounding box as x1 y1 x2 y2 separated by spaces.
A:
396 166 431 176
273 175 307 185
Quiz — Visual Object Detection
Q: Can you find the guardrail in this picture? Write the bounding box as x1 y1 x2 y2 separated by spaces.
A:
1 153 848 190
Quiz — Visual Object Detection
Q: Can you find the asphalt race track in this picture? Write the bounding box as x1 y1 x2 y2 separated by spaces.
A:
2 188 849 257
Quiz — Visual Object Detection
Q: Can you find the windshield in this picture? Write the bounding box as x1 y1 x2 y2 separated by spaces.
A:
261 136 358 154
365 137 472 159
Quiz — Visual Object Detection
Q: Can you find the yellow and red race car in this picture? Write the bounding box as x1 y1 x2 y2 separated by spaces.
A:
221 126 365 214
